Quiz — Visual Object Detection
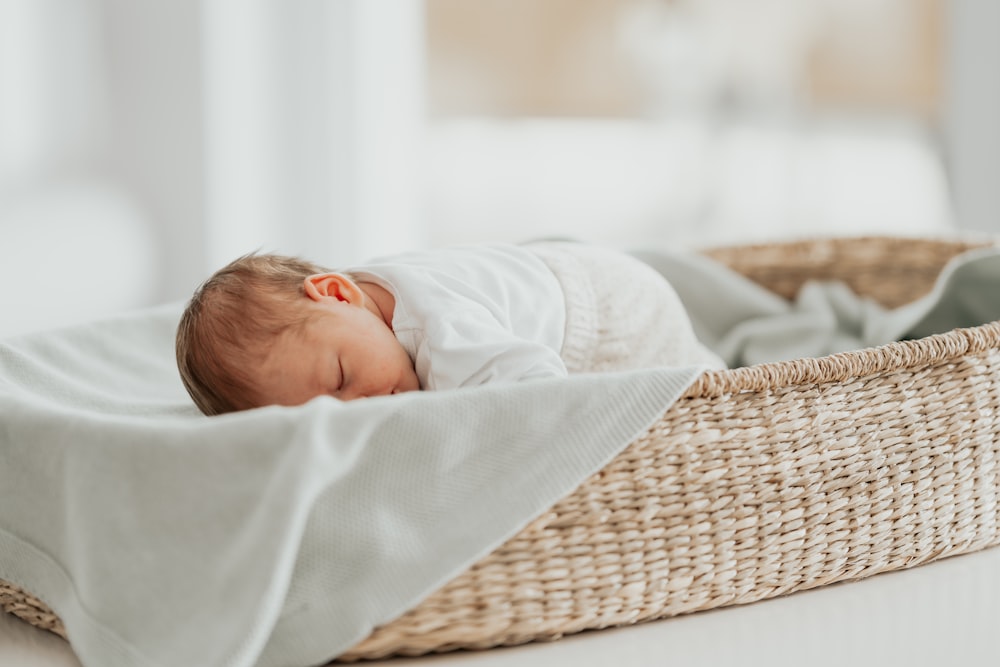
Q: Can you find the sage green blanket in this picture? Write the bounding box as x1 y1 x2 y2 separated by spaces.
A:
0 304 702 667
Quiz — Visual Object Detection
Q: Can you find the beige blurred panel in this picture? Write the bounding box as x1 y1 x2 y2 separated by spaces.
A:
806 0 942 117
427 0 642 116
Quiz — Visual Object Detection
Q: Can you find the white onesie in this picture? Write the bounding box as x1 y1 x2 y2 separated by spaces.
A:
349 244 568 390
348 242 723 391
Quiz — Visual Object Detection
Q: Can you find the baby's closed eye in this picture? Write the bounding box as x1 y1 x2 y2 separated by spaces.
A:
335 359 346 392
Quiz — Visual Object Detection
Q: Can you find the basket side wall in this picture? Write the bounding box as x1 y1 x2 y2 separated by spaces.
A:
343 346 1000 659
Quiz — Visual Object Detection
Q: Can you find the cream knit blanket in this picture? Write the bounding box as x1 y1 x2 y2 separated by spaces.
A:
529 241 725 372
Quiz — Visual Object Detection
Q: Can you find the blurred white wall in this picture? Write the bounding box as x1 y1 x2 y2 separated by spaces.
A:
423 117 953 251
945 0 1000 234
99 0 206 303
203 0 425 271
0 0 997 339
0 0 159 337
0 0 425 338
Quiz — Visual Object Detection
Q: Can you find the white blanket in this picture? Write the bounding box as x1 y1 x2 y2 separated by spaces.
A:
0 303 703 667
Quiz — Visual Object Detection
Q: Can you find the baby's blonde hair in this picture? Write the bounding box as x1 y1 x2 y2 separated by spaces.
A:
176 252 333 415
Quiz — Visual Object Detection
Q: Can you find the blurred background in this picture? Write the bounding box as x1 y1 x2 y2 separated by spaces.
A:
1 0 998 337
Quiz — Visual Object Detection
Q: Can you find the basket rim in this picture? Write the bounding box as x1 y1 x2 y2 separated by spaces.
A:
686 233 1000 399
685 320 1000 398
700 232 999 257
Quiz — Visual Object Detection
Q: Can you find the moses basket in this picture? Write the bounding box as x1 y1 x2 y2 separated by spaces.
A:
3 235 1000 661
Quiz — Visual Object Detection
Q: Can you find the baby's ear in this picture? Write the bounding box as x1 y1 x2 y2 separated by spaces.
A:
303 273 364 304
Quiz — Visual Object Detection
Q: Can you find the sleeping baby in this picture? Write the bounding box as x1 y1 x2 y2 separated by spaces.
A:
175 241 723 415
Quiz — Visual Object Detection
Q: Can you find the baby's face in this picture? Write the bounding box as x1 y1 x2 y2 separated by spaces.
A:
250 301 421 406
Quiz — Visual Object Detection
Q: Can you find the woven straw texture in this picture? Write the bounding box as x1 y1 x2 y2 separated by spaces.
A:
3 236 1000 662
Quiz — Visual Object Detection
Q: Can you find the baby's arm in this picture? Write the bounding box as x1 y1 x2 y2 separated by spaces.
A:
415 318 568 391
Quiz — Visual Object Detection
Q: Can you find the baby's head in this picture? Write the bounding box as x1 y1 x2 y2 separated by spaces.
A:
176 253 420 415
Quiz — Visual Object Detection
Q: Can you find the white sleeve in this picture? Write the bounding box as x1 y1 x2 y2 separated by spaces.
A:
414 315 568 391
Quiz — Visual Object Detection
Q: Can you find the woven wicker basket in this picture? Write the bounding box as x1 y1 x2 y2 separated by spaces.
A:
4 235 1000 662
